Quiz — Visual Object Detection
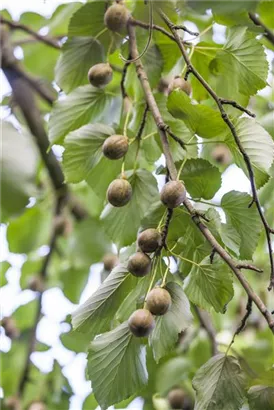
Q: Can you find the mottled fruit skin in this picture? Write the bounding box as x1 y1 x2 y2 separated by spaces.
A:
1 317 20 339
128 309 155 337
127 252 151 277
211 144 232 165
168 388 185 409
104 4 130 33
160 181 186 208
27 276 44 292
88 63 113 88
102 134 128 160
28 402 47 410
146 287 171 315
4 396 21 410
168 77 192 96
103 253 119 271
107 178 132 207
137 228 161 253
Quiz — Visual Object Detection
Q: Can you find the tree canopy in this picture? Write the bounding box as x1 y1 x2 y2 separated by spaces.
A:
1 1 274 410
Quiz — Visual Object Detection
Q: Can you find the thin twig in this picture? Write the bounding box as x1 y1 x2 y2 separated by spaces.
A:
127 22 274 333
136 104 149 140
227 297 253 352
210 248 216 264
0 16 61 49
219 98 256 118
161 208 173 249
194 306 218 356
160 10 274 291
120 55 131 99
165 126 186 150
236 263 263 273
12 34 65 47
130 18 176 42
249 13 274 46
170 24 199 36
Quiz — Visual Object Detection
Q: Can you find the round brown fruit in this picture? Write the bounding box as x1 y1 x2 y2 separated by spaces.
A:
128 309 155 337
4 396 21 410
1 317 20 339
168 77 192 96
27 276 44 292
28 402 47 410
107 178 132 207
168 388 185 409
104 3 130 33
88 63 113 88
127 252 151 277
137 228 161 253
146 287 171 315
160 180 186 209
211 144 232 165
102 134 128 160
103 253 119 271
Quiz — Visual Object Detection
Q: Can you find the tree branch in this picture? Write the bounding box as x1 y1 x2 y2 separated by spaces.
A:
17 196 65 398
228 297 253 350
130 18 177 42
219 98 255 118
249 13 274 46
12 34 65 47
127 23 274 333
120 56 131 99
194 306 218 356
159 10 274 291
0 16 61 49
1 28 88 220
236 263 263 273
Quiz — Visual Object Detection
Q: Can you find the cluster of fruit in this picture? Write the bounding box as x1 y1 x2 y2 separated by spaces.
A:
126 180 186 338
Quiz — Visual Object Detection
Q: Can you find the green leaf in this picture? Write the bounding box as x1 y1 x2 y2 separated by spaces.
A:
180 158 221 199
149 282 193 362
1 123 38 220
187 0 258 15
86 156 122 200
191 42 219 102
167 90 226 139
61 266 89 304
214 26 268 98
63 123 114 183
55 36 104 93
13 300 38 331
116 275 150 322
156 357 192 395
68 1 110 49
7 204 52 254
72 264 135 338
88 322 148 409
248 385 274 410
49 86 114 145
60 328 89 353
221 191 262 259
184 256 234 313
47 2 81 35
193 354 246 410
0 261 10 287
154 31 182 74
220 223 241 256
64 217 112 268
101 169 159 248
225 118 274 189
83 394 98 410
